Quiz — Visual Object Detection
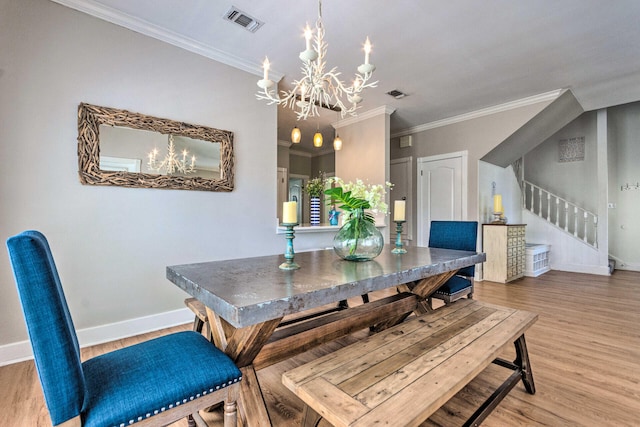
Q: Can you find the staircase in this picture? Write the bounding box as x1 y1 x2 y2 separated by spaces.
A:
522 180 598 249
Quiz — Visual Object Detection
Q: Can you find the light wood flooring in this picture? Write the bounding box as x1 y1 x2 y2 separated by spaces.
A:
1 270 639 426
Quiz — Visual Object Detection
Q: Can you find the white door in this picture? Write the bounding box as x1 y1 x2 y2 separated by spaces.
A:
289 173 308 223
417 151 468 247
390 157 412 242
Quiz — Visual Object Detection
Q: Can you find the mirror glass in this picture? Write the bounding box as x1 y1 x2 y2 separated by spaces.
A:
99 125 221 179
78 103 234 191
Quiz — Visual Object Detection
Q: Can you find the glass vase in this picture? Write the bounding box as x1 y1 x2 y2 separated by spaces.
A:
333 208 384 261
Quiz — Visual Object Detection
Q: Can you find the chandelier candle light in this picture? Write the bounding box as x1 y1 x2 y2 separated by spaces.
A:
392 200 407 254
256 0 378 120
147 134 196 175
280 201 300 270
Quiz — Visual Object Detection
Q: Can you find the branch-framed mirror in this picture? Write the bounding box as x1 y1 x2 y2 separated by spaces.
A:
77 103 234 191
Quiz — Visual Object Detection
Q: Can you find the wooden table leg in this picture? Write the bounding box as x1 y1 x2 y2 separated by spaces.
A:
206 309 282 426
398 270 458 314
237 365 272 427
301 405 322 427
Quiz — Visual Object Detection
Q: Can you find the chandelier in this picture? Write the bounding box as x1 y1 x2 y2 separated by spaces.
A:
256 0 377 120
147 134 196 175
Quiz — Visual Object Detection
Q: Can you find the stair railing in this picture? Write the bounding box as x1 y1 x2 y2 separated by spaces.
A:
522 180 598 248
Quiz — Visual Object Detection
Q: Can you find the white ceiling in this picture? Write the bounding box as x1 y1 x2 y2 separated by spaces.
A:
55 0 640 152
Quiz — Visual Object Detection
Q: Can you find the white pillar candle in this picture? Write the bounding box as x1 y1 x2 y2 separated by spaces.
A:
493 194 503 213
283 201 297 224
394 200 406 222
363 37 372 64
304 25 312 51
262 57 270 80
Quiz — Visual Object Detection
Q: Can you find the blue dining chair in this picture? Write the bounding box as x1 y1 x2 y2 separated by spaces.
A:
427 221 478 307
6 230 242 427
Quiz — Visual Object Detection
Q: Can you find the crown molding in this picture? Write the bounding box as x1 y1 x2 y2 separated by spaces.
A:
288 149 313 158
51 0 284 81
333 105 396 128
390 89 565 138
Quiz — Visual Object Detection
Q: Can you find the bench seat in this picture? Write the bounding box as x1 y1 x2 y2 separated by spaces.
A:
282 299 537 427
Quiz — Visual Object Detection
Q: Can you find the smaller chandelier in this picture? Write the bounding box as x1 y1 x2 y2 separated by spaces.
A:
147 134 196 175
256 0 377 120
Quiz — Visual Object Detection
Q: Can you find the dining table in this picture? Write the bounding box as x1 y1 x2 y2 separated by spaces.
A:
166 245 485 426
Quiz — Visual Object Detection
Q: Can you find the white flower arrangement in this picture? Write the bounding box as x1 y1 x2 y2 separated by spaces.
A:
326 177 393 215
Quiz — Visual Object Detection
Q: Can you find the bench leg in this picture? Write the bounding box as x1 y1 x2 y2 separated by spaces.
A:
464 334 536 426
302 405 322 427
514 334 536 394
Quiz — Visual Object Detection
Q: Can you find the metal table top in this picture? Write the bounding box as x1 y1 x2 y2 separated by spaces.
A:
167 246 485 328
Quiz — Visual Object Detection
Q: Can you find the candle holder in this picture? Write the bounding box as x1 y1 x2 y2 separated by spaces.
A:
391 221 407 254
491 212 507 224
279 223 300 270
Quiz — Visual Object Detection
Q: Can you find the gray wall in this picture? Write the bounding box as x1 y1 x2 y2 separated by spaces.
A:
523 111 598 212
390 101 552 238
608 102 640 269
0 0 280 346
311 152 335 177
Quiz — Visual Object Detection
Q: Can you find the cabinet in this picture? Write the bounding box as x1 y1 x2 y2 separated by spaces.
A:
482 224 526 283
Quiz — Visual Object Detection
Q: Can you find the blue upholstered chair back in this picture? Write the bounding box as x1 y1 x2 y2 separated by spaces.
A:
6 231 85 426
428 221 478 277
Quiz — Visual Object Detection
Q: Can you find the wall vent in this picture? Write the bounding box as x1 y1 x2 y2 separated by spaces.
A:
224 6 264 33
387 89 407 99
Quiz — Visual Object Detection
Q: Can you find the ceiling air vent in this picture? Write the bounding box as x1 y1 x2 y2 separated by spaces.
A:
224 6 264 33
387 89 407 99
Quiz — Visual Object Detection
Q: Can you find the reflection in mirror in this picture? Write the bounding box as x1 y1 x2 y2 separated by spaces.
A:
99 126 221 179
78 103 234 191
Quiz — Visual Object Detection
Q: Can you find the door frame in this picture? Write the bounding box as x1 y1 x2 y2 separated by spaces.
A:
416 151 468 247
390 156 413 241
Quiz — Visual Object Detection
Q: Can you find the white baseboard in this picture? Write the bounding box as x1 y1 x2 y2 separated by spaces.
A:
550 263 610 276
0 308 193 367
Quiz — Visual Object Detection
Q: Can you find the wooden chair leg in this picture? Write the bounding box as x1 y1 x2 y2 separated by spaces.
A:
223 386 238 427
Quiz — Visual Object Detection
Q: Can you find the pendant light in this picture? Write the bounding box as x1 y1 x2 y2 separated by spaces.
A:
291 126 301 143
333 134 343 150
313 122 323 147
333 112 343 150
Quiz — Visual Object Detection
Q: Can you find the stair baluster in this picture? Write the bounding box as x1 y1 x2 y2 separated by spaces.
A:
522 180 598 249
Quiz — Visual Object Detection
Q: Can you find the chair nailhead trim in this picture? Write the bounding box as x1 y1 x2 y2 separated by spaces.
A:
113 377 242 427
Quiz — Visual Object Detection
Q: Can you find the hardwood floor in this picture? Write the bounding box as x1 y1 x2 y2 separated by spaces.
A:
1 270 639 426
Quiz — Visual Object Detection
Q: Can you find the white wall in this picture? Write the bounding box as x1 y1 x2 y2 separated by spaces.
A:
607 102 640 270
0 0 281 355
478 162 522 225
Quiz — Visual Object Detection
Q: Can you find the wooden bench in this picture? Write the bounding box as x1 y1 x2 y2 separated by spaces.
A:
282 299 537 427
